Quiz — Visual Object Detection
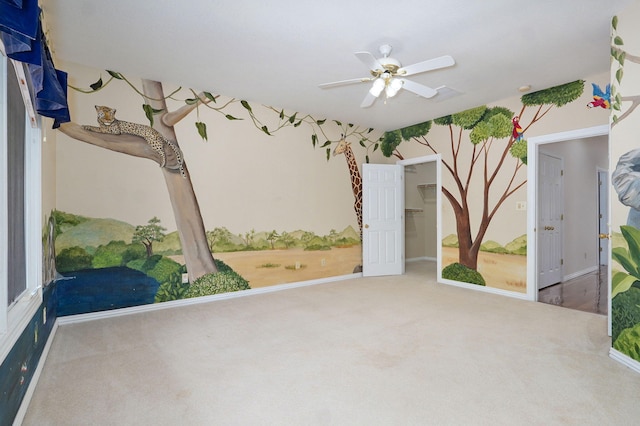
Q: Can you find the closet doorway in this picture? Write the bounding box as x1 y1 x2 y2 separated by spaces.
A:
397 155 442 276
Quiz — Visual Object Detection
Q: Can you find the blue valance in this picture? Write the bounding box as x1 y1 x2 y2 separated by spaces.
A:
1 0 70 128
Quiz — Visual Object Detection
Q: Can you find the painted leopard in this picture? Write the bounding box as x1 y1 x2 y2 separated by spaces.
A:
83 105 185 177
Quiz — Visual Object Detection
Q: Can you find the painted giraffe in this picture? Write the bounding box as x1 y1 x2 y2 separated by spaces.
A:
333 138 363 241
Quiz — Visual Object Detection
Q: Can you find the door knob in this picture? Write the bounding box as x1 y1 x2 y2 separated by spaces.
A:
599 233 610 239
364 224 369 229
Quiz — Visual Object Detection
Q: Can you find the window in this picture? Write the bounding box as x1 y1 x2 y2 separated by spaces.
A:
7 56 27 306
0 51 42 362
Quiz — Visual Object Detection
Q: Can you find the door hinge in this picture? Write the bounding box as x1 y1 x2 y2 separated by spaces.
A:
560 259 564 265
560 214 564 220
561 170 564 176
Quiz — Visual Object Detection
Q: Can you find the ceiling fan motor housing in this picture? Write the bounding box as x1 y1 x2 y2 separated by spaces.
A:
369 57 401 78
377 44 401 73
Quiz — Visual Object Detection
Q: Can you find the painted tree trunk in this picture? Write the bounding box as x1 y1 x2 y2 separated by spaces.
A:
140 80 218 281
144 242 153 259
453 205 478 270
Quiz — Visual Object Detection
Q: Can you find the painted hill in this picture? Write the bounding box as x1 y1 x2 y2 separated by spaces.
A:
442 234 526 255
480 240 509 254
338 225 359 241
442 234 459 248
154 231 182 254
56 218 135 251
504 235 527 255
54 209 360 254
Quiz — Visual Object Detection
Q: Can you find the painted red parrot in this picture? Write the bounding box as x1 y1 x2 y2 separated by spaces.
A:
587 83 611 109
512 116 524 141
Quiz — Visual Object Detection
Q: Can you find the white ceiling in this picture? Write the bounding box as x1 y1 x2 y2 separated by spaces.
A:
42 0 630 131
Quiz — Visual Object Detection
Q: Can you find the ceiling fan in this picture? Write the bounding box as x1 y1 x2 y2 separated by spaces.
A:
319 44 455 108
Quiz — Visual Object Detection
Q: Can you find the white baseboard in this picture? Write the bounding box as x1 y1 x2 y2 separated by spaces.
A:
609 348 640 374
58 272 362 325
13 319 59 426
563 265 599 282
439 277 530 300
406 256 436 263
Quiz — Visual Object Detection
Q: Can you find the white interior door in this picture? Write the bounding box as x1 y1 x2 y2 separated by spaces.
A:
598 170 609 266
362 163 404 276
538 152 563 289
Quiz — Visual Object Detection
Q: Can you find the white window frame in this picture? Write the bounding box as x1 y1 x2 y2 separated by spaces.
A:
0 53 43 363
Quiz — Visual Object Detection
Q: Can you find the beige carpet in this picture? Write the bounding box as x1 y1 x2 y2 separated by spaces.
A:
22 261 640 425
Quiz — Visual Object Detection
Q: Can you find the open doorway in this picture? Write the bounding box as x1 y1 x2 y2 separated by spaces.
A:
528 126 609 315
397 155 441 277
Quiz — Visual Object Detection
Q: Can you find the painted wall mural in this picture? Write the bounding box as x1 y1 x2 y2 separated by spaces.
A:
53 65 383 315
610 7 640 363
52 58 607 315
381 81 585 293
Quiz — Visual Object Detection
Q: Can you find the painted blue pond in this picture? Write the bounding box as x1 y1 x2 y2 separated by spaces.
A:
57 267 160 316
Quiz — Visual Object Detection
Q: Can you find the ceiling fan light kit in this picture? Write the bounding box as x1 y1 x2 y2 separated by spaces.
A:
369 77 386 97
320 44 455 108
385 77 404 98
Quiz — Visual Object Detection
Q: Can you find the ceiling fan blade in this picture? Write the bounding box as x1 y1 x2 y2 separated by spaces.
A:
399 55 455 77
319 77 372 89
355 51 383 72
401 79 438 99
360 92 377 108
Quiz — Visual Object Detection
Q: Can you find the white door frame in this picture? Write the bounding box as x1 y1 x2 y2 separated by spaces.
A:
597 167 610 267
396 154 442 280
527 124 609 301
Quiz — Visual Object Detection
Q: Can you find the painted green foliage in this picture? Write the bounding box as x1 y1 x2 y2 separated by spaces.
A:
611 225 640 360
610 15 625 120
185 259 250 299
441 263 486 286
612 226 640 298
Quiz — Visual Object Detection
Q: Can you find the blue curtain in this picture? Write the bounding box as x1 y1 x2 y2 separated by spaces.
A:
1 0 70 128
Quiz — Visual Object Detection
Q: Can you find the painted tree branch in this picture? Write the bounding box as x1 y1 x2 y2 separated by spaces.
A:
612 46 640 64
58 122 166 165
392 149 404 160
465 143 480 192
162 92 216 127
442 186 462 219
613 95 640 126
488 163 526 221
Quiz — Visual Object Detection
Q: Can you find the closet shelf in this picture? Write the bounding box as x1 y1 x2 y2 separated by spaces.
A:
417 183 436 201
417 183 436 190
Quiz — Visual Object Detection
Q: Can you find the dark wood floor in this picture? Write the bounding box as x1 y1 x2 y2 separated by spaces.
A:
538 266 607 315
